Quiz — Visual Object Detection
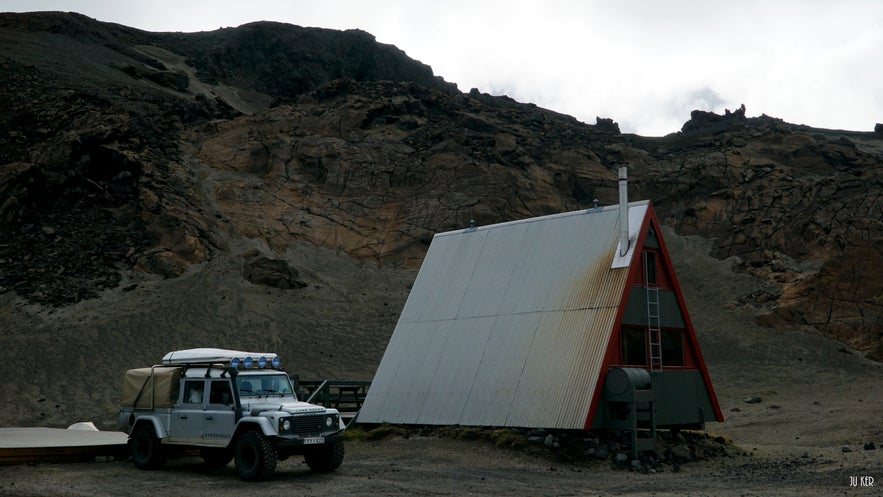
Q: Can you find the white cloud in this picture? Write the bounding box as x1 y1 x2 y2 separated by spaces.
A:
3 0 881 135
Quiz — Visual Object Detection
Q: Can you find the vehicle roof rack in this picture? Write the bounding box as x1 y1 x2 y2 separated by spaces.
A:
161 348 281 370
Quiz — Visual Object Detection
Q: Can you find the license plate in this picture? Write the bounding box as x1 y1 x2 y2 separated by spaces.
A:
303 437 324 445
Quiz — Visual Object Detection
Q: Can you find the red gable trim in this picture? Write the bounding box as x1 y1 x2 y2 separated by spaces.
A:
646 204 724 422
584 202 724 428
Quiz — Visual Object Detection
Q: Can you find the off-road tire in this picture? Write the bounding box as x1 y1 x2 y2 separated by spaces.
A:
200 447 233 467
130 423 166 470
304 439 344 472
234 431 278 481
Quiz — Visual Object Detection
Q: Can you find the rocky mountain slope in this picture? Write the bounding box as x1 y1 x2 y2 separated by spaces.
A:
0 12 881 427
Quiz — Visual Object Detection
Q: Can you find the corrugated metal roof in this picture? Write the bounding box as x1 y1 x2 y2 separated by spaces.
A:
359 201 649 428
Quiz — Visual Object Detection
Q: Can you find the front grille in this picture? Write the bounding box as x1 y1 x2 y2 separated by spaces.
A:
290 415 327 435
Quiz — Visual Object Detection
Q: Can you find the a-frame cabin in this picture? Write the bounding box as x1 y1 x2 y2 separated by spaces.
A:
359 169 723 436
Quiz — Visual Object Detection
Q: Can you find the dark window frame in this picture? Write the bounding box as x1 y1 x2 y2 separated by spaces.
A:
644 251 657 286
660 329 686 367
182 380 205 406
209 379 233 405
620 327 648 366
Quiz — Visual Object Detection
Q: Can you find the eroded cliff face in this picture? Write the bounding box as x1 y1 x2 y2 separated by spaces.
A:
188 87 883 357
661 113 883 358
1 12 881 363
190 80 617 268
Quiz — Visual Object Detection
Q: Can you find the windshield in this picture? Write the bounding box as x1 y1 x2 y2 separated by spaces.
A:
236 374 294 397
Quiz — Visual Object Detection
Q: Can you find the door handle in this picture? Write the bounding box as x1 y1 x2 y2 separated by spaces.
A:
205 416 214 420
180 415 188 419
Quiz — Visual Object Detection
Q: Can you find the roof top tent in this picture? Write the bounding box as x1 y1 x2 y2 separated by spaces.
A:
358 168 723 436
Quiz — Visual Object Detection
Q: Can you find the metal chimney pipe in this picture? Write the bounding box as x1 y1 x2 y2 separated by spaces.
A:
618 167 629 256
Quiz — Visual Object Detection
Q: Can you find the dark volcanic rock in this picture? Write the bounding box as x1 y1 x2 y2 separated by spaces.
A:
243 252 308 289
166 21 457 99
0 12 882 360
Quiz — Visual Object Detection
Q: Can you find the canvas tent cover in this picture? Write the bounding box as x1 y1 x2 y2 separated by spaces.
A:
120 367 183 408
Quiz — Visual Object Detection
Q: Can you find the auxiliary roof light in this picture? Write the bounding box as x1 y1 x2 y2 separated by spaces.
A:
228 353 280 369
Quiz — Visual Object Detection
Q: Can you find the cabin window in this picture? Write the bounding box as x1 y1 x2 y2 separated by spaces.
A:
644 252 657 285
661 330 685 367
621 328 647 366
644 226 660 249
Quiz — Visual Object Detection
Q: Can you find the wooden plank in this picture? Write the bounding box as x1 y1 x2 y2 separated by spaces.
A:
0 428 128 465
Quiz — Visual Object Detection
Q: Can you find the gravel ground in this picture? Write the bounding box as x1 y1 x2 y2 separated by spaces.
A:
0 434 879 497
1 229 880 496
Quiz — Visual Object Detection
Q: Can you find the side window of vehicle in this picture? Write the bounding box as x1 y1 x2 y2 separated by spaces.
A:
183 380 205 405
209 380 233 406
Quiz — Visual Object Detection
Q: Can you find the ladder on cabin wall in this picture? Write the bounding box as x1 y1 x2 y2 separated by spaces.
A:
647 286 662 371
644 252 662 372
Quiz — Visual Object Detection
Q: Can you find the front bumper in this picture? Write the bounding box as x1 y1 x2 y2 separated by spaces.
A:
273 431 343 457
274 431 343 448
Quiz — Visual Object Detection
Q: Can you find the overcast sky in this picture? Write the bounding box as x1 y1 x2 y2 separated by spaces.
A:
3 0 881 135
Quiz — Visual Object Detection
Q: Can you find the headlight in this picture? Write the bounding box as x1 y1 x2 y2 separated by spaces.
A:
325 416 334 427
281 419 292 431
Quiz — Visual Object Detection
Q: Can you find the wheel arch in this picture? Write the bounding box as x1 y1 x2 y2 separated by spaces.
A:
131 416 169 439
233 417 276 439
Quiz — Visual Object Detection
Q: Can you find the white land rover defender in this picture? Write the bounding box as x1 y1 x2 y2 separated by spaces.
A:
118 348 345 481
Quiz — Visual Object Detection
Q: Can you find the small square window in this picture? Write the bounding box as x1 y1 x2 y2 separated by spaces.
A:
644 252 657 285
621 328 647 366
661 331 685 367
209 380 233 405
183 380 205 405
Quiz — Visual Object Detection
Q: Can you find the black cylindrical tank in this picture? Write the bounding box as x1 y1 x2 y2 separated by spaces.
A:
605 367 651 395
